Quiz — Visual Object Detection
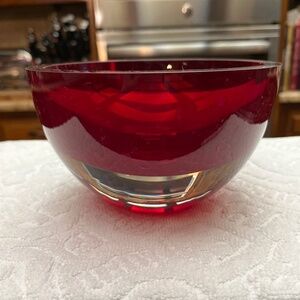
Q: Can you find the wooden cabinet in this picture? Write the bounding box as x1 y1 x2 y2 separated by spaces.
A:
290 112 300 133
0 89 44 140
0 0 97 60
276 104 300 136
272 0 300 136
275 91 300 135
0 114 44 140
0 0 98 141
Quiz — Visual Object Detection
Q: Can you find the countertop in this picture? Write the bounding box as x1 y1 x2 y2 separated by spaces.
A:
0 138 300 299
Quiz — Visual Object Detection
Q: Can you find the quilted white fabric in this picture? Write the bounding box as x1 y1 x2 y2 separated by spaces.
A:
0 138 300 299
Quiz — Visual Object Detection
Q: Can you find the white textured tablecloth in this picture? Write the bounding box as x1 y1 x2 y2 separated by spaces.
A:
0 138 300 299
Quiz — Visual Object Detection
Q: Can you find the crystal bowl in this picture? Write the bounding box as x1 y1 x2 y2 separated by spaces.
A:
27 59 280 212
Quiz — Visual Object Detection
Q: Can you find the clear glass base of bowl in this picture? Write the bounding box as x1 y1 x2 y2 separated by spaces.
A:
62 155 242 212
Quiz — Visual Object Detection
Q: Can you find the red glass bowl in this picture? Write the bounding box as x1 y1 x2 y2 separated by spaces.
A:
27 59 280 212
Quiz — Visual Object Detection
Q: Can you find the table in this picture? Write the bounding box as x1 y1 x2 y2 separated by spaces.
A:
0 138 300 299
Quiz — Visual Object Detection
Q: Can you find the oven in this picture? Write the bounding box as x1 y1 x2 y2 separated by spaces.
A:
94 0 281 61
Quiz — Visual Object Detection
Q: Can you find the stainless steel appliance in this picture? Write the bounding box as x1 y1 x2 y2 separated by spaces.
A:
94 0 281 61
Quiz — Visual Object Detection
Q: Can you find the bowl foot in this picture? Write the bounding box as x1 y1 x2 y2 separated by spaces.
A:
63 155 242 212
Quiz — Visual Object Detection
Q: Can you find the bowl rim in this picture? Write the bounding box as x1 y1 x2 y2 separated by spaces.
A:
26 58 281 75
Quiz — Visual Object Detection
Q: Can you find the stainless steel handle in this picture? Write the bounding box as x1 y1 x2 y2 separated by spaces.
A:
109 40 270 58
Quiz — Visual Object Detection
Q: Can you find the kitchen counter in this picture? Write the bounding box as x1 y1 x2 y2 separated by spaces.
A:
0 138 300 299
